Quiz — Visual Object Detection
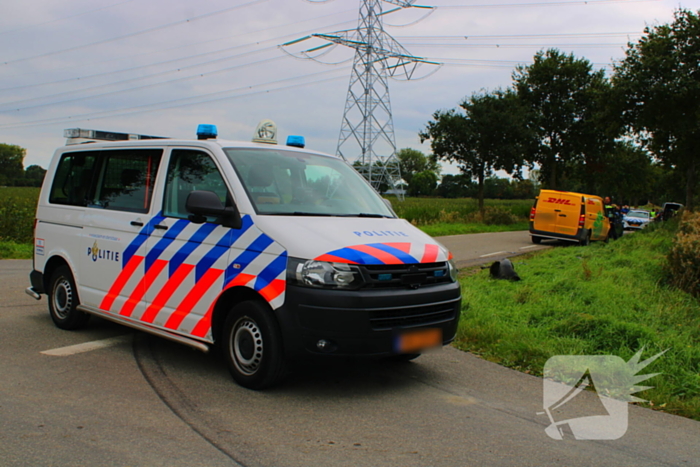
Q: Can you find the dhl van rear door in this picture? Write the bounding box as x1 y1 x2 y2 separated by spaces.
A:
550 194 581 236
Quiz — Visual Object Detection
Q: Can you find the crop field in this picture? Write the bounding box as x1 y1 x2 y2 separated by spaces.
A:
389 197 532 225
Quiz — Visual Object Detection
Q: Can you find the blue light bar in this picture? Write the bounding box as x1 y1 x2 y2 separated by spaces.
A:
286 135 305 148
197 124 218 140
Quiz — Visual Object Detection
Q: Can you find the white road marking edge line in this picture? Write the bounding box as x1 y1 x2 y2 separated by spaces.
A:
41 335 131 357
479 251 506 258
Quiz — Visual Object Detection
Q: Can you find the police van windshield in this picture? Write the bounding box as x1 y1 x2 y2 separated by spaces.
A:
224 148 395 218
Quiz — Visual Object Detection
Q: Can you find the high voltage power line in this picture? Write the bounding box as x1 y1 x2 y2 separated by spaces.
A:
0 0 138 37
0 0 654 134
0 68 348 129
0 0 269 65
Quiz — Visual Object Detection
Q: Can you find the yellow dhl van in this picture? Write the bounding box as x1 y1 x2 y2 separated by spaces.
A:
529 190 610 245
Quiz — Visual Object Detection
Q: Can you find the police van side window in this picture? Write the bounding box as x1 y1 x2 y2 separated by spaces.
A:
91 149 162 213
49 151 99 206
163 149 231 223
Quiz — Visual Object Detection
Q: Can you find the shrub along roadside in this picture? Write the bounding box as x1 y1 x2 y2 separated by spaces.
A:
453 220 700 420
666 211 700 298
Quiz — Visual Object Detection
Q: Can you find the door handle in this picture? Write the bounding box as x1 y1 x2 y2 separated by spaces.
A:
154 224 168 230
130 221 144 227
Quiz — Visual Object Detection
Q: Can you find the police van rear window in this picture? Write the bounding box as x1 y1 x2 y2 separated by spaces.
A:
49 149 162 213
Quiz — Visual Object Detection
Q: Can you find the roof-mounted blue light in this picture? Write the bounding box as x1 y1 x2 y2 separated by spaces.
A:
197 124 218 140
286 135 305 148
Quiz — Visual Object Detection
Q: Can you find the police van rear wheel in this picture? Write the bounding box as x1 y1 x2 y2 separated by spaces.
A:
48 265 90 330
223 300 285 390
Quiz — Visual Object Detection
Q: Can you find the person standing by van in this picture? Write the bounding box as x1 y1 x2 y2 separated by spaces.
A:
604 196 623 240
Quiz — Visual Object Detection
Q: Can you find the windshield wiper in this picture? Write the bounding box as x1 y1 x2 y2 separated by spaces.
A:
279 212 335 216
338 213 393 218
265 212 392 218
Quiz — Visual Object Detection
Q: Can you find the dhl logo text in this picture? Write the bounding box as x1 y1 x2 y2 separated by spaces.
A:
545 198 575 206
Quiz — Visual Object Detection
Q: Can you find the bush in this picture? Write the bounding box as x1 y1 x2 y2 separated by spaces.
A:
666 212 700 297
0 188 38 244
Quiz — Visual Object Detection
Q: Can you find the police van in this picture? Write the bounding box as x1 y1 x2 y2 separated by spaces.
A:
26 122 461 389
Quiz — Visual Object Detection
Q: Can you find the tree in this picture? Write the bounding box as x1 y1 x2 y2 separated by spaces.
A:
484 177 513 199
407 170 438 196
396 148 439 185
0 144 26 186
574 141 655 205
420 89 528 216
512 179 535 199
514 49 614 191
24 165 47 187
436 174 474 198
613 9 700 210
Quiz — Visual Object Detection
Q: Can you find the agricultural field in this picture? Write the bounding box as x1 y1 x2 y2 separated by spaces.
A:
389 197 531 236
389 197 532 225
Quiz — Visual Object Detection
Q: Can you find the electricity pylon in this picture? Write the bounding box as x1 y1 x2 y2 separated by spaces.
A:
281 0 438 200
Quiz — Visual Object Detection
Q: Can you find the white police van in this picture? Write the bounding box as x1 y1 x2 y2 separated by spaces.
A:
27 122 461 389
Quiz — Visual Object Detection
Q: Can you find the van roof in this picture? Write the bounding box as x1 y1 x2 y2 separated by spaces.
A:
56 138 336 159
538 189 602 200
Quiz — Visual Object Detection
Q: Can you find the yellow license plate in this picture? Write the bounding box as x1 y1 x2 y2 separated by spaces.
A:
396 328 442 353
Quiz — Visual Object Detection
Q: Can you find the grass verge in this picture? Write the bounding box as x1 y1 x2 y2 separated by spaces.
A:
0 241 33 260
453 220 700 420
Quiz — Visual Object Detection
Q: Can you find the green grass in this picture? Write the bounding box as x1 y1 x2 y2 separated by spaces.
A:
453 220 700 420
0 241 33 259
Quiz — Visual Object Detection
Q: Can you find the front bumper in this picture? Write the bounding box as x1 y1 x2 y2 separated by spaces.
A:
274 281 462 358
624 221 648 230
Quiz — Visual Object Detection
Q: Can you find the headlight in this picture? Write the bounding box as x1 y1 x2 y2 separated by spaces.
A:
448 258 458 282
287 258 364 289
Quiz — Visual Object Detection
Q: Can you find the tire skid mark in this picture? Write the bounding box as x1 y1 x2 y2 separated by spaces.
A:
132 334 250 467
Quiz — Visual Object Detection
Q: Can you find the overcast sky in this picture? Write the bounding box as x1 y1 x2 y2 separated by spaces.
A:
0 0 696 172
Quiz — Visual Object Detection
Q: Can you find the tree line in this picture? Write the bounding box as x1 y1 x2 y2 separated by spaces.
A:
418 8 699 213
0 143 46 187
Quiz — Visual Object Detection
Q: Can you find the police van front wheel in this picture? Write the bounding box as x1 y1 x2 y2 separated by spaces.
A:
222 300 286 390
48 265 90 330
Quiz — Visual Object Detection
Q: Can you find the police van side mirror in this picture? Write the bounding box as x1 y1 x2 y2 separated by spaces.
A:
185 190 243 229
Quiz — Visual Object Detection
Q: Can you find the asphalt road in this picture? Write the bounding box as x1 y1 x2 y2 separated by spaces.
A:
437 230 551 269
2 231 699 467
